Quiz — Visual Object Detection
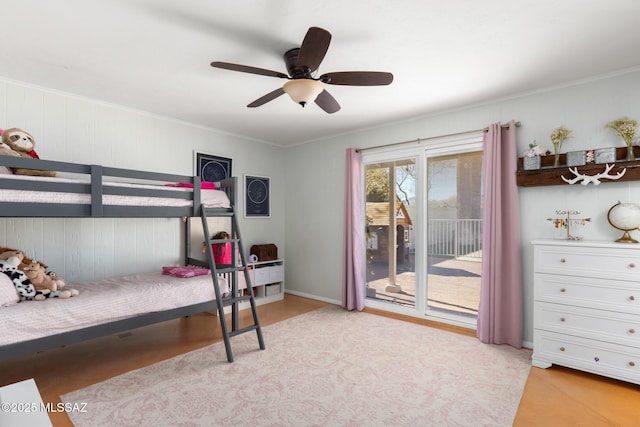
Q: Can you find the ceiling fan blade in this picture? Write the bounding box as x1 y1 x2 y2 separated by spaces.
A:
320 71 394 86
211 61 288 79
315 89 341 114
247 87 285 108
296 27 332 73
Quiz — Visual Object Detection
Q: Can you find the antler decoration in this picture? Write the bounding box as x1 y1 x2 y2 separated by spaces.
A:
561 163 626 185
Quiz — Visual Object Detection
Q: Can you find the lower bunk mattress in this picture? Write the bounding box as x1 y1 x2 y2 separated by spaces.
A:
0 272 229 347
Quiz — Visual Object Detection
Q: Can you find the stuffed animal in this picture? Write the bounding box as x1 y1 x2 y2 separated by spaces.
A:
20 260 78 298
0 251 51 301
1 127 56 177
0 128 20 175
0 140 20 158
0 247 78 300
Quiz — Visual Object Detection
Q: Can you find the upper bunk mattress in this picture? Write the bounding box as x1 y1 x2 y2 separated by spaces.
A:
0 174 230 207
0 272 228 347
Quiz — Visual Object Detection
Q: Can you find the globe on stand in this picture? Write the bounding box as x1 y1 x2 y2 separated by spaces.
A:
607 202 640 243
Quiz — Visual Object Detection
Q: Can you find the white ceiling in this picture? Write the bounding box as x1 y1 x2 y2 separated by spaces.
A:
2 1 640 147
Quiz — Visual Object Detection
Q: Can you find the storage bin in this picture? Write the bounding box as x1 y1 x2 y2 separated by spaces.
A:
265 284 281 296
253 266 270 285
268 265 284 283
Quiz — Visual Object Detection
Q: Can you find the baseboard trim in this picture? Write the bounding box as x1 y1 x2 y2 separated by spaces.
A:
284 290 341 306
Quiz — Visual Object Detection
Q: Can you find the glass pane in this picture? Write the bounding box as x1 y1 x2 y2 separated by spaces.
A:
365 159 416 308
426 152 482 316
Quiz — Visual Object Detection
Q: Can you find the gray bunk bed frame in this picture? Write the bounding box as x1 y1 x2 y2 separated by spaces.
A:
0 155 238 362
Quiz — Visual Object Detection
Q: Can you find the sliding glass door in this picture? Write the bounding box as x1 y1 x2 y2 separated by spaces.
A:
426 151 482 318
363 134 483 327
364 158 417 308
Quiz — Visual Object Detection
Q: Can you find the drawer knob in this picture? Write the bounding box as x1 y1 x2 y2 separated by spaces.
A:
560 258 566 263
629 361 636 368
630 329 636 334
560 317 566 322
560 288 566 293
560 347 565 352
630 263 636 269
630 296 636 301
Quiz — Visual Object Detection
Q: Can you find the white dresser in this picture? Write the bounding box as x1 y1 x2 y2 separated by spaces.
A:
532 240 640 385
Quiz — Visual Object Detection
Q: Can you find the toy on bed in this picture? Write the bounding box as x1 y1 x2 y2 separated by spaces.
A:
1 127 57 177
21 260 79 298
0 247 77 300
0 250 52 301
0 128 21 175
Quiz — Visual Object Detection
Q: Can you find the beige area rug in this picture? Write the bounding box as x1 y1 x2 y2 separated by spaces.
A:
62 306 531 426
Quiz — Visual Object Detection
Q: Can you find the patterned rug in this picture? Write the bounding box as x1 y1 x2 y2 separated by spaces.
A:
62 305 531 426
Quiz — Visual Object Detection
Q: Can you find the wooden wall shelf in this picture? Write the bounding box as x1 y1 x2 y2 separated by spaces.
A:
517 147 640 187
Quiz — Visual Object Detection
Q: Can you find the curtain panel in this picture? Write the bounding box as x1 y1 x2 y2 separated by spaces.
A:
342 148 365 310
477 121 523 348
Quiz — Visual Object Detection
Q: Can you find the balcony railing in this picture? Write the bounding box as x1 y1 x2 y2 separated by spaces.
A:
427 219 482 258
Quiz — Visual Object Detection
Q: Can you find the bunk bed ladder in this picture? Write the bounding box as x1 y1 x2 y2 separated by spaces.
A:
201 206 265 362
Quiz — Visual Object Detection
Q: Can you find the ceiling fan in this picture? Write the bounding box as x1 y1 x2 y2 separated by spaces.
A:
211 26 393 114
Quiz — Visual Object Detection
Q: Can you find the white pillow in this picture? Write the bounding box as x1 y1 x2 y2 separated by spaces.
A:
0 273 20 307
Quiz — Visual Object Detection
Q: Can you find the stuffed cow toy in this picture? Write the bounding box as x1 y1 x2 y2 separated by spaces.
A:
0 248 77 301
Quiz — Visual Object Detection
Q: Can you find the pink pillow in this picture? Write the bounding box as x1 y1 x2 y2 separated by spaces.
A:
162 266 210 278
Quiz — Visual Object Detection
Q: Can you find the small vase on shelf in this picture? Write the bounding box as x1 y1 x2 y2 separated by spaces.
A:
522 141 545 170
627 145 636 161
606 117 637 162
550 126 571 168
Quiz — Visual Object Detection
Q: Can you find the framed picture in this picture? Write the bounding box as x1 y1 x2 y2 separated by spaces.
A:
194 152 232 182
244 174 270 218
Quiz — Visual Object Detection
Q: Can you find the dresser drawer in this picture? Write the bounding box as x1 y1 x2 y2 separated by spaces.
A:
534 244 640 281
533 330 640 385
535 302 640 347
535 273 640 315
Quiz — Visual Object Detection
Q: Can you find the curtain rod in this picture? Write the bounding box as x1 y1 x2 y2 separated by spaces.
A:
356 121 521 153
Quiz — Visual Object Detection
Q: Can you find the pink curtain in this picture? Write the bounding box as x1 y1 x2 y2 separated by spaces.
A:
476 121 523 348
342 148 365 310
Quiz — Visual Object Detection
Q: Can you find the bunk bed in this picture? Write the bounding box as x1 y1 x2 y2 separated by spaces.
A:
0 155 259 363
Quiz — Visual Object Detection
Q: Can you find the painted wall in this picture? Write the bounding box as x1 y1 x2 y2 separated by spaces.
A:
284 69 640 345
0 79 286 283
2 69 639 346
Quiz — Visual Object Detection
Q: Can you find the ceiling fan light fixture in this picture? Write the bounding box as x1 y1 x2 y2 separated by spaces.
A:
283 79 323 107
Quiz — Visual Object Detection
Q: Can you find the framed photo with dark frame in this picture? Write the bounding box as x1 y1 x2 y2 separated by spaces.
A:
244 174 270 218
194 151 232 182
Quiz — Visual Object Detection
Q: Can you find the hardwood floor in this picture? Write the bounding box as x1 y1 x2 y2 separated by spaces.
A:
1 294 638 426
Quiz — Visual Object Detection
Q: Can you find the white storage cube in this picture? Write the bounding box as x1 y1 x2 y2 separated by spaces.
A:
268 264 284 283
265 284 281 296
253 266 270 285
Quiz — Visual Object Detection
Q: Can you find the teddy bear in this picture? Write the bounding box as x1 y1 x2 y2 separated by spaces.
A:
1 127 57 177
20 260 78 298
